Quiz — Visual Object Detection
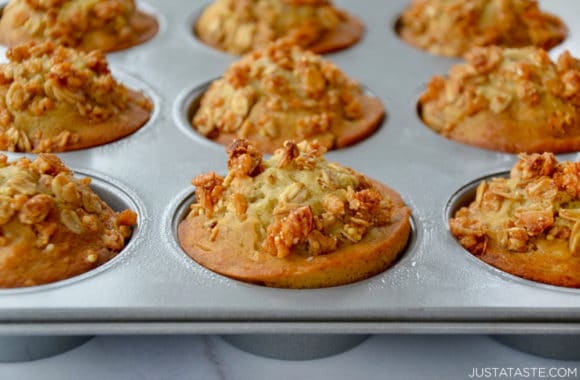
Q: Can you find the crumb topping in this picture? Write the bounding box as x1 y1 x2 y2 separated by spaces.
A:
186 139 394 258
195 0 344 54
451 153 580 257
6 0 137 47
0 41 153 152
399 0 566 57
193 39 366 150
0 153 136 252
420 46 580 137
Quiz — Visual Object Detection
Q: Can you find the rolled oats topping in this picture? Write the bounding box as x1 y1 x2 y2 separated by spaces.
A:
450 153 580 287
420 46 580 153
186 139 395 259
193 39 383 153
195 0 350 55
399 0 566 57
0 0 158 52
0 153 137 288
0 153 135 238
19 0 134 44
0 41 153 152
2 42 128 120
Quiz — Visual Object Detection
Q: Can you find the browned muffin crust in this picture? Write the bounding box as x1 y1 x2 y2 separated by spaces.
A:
451 153 580 288
178 139 411 289
0 0 158 52
0 41 153 152
420 46 580 153
0 154 137 288
192 39 384 154
195 0 363 55
399 0 567 57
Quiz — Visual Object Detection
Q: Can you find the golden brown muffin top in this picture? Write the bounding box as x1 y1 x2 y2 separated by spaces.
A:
193 39 367 150
186 139 394 258
451 153 580 257
0 153 136 256
3 0 139 48
0 41 152 152
420 46 580 136
399 0 566 57
195 0 344 55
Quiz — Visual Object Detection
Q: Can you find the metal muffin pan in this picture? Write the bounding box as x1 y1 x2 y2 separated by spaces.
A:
0 0 580 358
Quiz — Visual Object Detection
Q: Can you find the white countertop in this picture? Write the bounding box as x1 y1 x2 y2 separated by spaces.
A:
1 335 579 380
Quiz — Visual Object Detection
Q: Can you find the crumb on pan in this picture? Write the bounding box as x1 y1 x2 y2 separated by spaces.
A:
399 0 567 57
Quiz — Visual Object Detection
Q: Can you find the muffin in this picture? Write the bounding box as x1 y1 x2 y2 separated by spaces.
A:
0 41 153 152
192 39 384 154
0 0 158 52
195 0 363 55
451 153 580 288
0 153 137 288
398 0 567 57
419 46 580 154
178 139 411 289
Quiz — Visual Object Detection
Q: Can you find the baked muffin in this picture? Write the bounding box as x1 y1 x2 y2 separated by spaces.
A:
451 153 580 288
0 0 158 52
0 41 153 152
419 46 580 153
398 0 566 57
178 139 411 289
195 0 363 55
0 153 137 288
192 39 384 154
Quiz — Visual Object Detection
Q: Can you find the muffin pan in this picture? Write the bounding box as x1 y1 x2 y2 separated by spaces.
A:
1 0 580 360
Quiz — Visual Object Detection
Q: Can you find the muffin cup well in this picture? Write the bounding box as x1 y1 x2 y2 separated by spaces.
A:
0 335 93 363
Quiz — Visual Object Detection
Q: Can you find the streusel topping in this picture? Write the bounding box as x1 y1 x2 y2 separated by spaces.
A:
195 0 344 54
421 47 580 138
186 139 394 258
7 0 137 47
0 153 136 253
451 153 580 256
193 39 368 150
0 41 152 152
399 0 566 57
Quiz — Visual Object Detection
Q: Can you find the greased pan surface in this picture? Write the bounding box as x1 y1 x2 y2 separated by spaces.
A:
0 0 579 331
